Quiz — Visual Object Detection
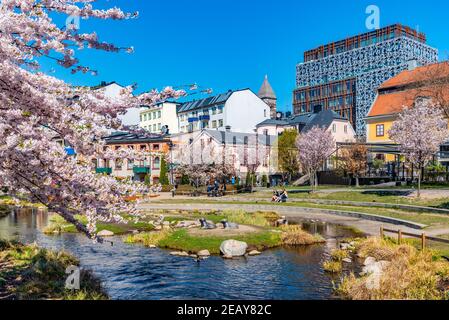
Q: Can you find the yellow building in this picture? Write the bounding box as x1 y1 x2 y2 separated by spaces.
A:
366 61 449 162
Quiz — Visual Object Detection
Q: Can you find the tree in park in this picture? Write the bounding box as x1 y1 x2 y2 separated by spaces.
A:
296 127 335 192
389 100 449 198
158 156 170 186
172 140 235 190
0 1 190 240
277 129 300 182
338 140 368 187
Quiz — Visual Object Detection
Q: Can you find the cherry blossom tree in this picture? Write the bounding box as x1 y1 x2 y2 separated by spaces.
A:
0 1 187 240
296 127 335 192
389 100 449 198
172 138 235 190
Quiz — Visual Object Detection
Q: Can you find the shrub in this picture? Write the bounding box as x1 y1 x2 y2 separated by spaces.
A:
337 237 449 300
280 225 324 246
331 249 349 261
323 261 342 273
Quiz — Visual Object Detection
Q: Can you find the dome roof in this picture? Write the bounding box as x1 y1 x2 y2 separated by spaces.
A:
258 75 276 100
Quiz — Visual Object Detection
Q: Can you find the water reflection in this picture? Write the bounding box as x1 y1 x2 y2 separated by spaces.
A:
0 208 358 300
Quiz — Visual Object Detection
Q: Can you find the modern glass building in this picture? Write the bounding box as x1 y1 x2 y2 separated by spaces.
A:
293 24 438 135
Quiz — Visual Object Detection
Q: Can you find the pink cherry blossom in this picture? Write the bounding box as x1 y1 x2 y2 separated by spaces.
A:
0 1 184 240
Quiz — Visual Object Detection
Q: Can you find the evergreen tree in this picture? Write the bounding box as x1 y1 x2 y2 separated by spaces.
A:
159 156 170 185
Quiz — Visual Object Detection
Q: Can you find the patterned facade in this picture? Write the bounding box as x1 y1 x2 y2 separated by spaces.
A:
294 24 438 135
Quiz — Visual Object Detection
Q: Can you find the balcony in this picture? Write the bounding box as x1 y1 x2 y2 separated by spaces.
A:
96 167 112 175
133 166 150 174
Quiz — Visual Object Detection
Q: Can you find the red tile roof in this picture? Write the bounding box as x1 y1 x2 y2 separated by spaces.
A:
368 62 449 117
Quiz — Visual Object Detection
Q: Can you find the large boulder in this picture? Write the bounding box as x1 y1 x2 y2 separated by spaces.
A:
220 240 248 257
197 249 211 257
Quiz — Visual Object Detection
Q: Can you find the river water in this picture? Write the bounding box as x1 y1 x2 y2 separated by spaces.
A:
0 208 357 300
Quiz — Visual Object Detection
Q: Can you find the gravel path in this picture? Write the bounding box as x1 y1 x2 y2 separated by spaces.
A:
139 202 433 237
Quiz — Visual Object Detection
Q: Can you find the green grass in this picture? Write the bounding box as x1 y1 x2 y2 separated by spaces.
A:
157 229 283 254
162 199 449 227
43 214 154 235
0 239 107 300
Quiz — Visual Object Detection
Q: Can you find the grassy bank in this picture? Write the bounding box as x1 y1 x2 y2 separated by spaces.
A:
336 237 449 300
0 239 107 300
125 210 324 254
43 214 154 235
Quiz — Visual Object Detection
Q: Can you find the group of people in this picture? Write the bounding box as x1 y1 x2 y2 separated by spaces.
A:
207 180 227 197
272 189 288 203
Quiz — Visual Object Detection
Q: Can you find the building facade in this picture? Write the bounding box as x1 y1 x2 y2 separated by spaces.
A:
293 24 438 135
94 132 170 184
366 62 449 164
177 89 270 134
139 101 180 135
172 129 277 182
256 109 356 147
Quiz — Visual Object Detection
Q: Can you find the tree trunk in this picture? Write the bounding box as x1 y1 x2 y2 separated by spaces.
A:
417 166 422 198
355 176 360 188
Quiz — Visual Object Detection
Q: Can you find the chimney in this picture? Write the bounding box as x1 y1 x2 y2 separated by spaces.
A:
407 59 418 71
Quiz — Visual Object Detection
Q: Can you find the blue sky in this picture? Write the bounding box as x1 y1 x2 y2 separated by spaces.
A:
42 0 449 113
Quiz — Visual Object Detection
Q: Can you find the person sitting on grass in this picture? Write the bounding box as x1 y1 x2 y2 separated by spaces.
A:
279 189 288 203
272 190 280 202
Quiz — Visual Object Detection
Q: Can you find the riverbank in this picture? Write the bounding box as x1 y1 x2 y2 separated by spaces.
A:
334 237 449 300
0 239 107 300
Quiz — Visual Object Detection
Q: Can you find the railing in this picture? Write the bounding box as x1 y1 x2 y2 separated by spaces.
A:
380 226 449 250
133 166 150 174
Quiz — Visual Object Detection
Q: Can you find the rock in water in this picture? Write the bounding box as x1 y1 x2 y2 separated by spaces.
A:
97 230 114 237
363 257 376 266
248 250 261 256
220 240 248 257
197 250 211 257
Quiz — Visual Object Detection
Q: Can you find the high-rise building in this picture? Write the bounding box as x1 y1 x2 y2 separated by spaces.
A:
258 75 277 119
293 24 438 135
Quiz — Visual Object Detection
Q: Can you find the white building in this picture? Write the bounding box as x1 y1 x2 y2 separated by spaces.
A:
177 89 270 134
139 101 180 134
256 109 356 146
172 129 278 181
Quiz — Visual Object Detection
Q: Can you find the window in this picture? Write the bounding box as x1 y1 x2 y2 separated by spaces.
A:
127 159 134 170
332 124 337 133
263 129 268 136
153 157 160 169
153 144 160 151
344 125 348 134
264 110 267 117
218 119 223 127
212 107 217 115
148 113 151 120
153 124 157 132
212 120 217 128
376 124 385 137
115 159 123 170
158 111 161 118
158 123 161 130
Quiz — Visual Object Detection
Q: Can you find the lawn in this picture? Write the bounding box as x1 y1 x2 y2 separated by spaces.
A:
161 199 449 227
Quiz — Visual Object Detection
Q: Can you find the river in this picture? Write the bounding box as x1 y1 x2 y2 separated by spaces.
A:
0 207 358 300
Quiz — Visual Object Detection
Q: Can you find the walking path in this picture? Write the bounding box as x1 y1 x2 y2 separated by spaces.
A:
139 202 449 237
